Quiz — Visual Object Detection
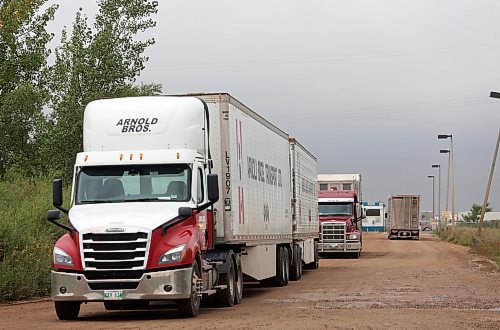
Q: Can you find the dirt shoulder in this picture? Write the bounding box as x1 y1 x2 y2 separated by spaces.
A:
1 232 499 329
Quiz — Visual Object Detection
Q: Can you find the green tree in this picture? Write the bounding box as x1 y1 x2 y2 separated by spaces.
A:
0 0 57 176
42 0 161 178
463 203 492 222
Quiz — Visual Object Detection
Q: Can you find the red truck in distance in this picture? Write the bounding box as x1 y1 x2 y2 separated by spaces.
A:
317 188 363 258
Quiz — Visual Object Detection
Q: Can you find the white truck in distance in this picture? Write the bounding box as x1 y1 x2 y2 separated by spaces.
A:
362 202 386 232
47 93 319 319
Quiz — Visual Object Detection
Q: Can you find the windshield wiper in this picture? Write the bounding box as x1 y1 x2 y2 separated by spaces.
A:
80 197 161 204
125 198 161 202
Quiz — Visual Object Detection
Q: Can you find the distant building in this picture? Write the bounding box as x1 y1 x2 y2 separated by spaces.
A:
484 212 500 221
458 211 500 222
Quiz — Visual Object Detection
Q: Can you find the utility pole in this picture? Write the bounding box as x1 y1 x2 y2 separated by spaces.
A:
478 129 499 235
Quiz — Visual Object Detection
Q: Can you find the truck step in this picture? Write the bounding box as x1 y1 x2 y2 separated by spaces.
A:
203 261 223 270
201 289 217 296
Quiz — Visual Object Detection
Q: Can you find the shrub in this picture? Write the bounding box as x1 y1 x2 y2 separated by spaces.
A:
0 172 66 301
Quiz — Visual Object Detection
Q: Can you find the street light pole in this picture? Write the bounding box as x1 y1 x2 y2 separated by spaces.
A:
432 164 441 229
440 149 451 226
439 133 454 226
427 175 435 225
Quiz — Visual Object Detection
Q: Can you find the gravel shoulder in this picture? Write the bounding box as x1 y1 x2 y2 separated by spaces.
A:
1 232 499 329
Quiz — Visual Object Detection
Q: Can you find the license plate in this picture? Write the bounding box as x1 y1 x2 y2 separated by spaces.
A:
329 243 338 248
104 290 124 300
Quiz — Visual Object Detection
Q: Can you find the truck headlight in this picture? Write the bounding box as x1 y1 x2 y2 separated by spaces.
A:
53 247 74 266
158 244 186 265
348 233 359 240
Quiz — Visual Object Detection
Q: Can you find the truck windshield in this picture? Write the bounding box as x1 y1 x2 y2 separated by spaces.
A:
319 202 353 216
76 165 191 204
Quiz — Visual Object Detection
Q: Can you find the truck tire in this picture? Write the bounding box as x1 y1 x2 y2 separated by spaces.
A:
313 241 319 269
290 245 302 281
54 301 80 320
234 254 243 305
177 260 201 317
272 246 287 287
215 254 236 307
283 247 290 286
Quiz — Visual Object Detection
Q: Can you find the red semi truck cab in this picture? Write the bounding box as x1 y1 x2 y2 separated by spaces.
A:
317 189 363 258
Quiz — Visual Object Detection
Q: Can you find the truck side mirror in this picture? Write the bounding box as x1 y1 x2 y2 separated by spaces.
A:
47 209 61 221
52 179 69 214
53 179 63 208
207 174 219 203
178 207 193 217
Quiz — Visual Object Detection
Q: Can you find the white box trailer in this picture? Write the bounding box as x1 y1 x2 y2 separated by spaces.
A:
387 194 420 239
317 173 362 201
289 138 319 270
47 93 318 319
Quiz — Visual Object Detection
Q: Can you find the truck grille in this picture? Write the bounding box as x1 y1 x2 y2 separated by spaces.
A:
320 222 346 242
82 232 149 290
82 232 148 270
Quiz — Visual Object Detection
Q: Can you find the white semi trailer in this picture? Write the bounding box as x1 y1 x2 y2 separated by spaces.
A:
47 93 318 319
387 194 420 239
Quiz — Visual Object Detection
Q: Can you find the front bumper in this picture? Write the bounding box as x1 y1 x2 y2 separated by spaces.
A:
319 241 361 252
51 267 192 301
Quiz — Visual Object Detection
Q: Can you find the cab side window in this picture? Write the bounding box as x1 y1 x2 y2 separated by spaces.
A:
197 168 204 204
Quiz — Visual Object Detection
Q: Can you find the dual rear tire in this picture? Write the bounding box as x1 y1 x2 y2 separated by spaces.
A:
290 245 302 281
214 251 242 307
271 246 289 287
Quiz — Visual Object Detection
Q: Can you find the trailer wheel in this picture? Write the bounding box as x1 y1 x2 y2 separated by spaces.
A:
298 247 303 276
283 247 290 286
290 245 302 281
271 246 287 287
177 260 201 317
215 255 236 307
54 301 80 320
234 254 243 305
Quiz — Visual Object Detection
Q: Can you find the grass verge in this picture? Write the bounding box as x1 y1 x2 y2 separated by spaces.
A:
437 225 500 266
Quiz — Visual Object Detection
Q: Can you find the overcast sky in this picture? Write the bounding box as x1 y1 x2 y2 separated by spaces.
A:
46 0 500 213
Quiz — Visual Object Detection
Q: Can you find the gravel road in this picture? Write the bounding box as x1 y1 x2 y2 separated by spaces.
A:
1 232 499 329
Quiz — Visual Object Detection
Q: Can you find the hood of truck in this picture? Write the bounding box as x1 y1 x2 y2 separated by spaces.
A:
68 202 191 233
319 215 352 222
